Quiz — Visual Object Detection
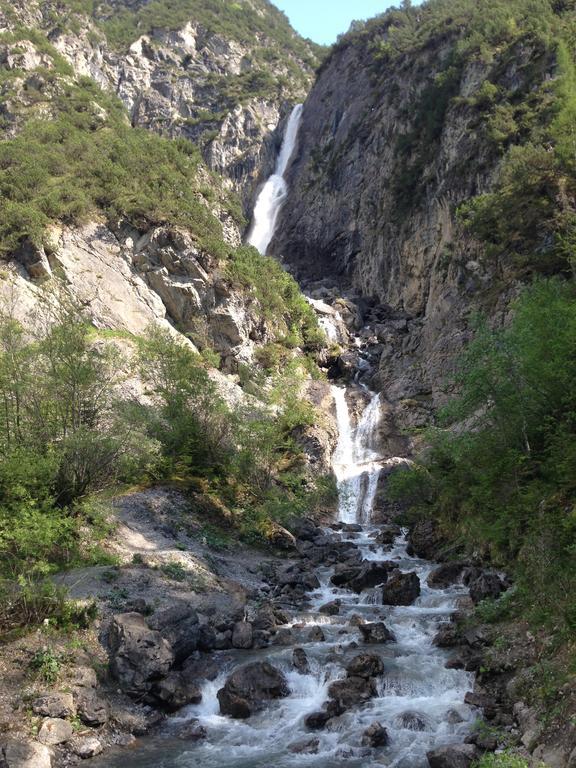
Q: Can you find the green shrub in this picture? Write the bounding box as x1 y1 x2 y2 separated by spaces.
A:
473 752 530 768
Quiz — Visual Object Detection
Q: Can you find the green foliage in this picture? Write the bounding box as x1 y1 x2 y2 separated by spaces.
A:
160 561 187 581
227 245 325 351
390 279 576 631
0 59 230 256
95 0 321 67
473 751 530 768
30 647 62 684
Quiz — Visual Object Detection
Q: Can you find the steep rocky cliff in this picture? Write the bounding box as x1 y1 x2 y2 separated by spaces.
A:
272 1 572 419
0 0 321 206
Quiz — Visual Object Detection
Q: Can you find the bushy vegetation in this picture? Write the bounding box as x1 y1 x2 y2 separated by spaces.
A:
0 287 330 633
473 752 530 768
389 278 576 632
0 68 236 257
227 246 326 351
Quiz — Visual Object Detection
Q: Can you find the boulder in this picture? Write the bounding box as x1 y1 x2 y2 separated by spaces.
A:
147 604 199 663
433 623 461 648
346 561 398 593
289 737 320 754
319 600 341 616
69 736 103 759
75 690 109 726
382 571 420 605
1 740 52 768
304 710 331 730
407 519 444 560
107 613 174 696
427 563 466 589
427 743 479 768
293 647 310 675
328 676 376 710
359 622 394 644
176 719 207 741
197 624 217 651
217 662 289 719
345 653 385 679
395 711 427 731
32 693 75 719
68 667 97 689
37 718 73 746
361 722 389 747
152 671 202 711
307 626 326 642
468 573 505 604
232 621 253 649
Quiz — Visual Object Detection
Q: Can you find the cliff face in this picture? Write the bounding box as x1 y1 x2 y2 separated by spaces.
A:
272 10 558 417
0 0 320 207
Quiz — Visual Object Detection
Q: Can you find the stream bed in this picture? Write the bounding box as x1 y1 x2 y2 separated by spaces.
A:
96 386 476 768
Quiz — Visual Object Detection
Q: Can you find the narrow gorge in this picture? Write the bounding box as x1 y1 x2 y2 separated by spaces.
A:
0 2 575 768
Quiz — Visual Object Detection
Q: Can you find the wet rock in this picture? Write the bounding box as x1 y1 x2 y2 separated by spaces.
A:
0 739 52 768
253 630 271 649
446 709 465 724
277 564 320 591
307 626 326 642
342 523 363 533
152 672 202 711
328 676 376 710
176 719 207 741
372 525 401 545
382 571 420 605
232 621 253 649
304 710 331 730
214 631 233 650
468 573 506 604
252 603 277 631
361 721 389 747
69 736 103 759
217 662 289 719
198 624 217 651
37 718 73 746
289 517 321 541
273 627 295 645
345 653 385 679
407 520 444 560
434 623 461 648
293 647 310 675
75 689 109 726
107 612 174 696
32 693 75 719
427 563 466 589
289 737 320 754
395 711 427 731
427 743 479 768
359 622 395 644
319 600 341 616
346 561 398 593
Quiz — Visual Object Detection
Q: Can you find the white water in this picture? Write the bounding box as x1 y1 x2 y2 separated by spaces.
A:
97 385 475 768
247 104 303 255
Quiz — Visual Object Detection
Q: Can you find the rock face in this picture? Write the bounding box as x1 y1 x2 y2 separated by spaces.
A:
107 612 174 696
217 662 289 719
271 21 553 420
0 1 319 207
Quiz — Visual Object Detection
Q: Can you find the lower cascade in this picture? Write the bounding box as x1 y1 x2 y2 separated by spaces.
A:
97 382 476 768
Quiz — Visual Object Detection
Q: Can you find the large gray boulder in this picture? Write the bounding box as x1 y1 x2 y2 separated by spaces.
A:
217 662 289 719
1 740 52 768
427 744 479 768
107 612 174 696
382 571 420 605
327 676 376 711
37 719 73 746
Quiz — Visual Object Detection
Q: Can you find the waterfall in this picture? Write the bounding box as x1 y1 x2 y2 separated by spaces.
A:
247 103 303 255
331 386 383 524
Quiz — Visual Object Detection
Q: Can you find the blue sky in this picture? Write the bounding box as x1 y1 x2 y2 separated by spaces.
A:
273 0 397 45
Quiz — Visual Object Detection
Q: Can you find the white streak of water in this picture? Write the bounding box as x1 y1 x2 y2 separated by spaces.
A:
247 104 303 255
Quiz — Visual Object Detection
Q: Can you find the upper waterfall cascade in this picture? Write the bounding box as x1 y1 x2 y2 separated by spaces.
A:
247 103 303 255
